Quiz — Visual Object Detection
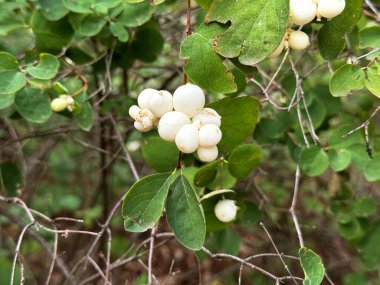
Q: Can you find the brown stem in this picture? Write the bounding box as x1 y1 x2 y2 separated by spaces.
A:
176 152 183 170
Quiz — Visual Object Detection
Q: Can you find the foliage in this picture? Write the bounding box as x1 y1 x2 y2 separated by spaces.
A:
0 0 379 284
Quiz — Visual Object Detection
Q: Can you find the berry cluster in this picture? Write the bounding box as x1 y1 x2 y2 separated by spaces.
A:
270 0 346 57
51 95 75 112
129 83 222 163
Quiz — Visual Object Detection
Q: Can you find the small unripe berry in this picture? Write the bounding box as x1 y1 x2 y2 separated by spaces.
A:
214 199 238 223
288 31 310 51
192 108 221 127
173 83 205 118
197 146 218 162
317 0 345 20
198 124 222 147
141 116 153 129
175 124 199 154
138 88 158 109
269 38 285 58
158 111 191 142
148 90 173 118
134 121 152 132
290 0 317 25
129 105 142 121
51 98 68 112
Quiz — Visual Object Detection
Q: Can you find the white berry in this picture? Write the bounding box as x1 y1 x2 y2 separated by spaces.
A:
158 111 191 142
192 108 221 127
197 146 218 162
175 124 199 154
199 124 222 147
317 0 345 20
141 116 153 129
51 98 68 112
134 121 152 132
148 90 173 118
290 0 317 25
288 31 310 51
173 83 205 118
269 37 285 58
138 88 158 109
214 199 238 223
129 105 141 121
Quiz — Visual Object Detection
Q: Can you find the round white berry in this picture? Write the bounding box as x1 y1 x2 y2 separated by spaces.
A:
198 124 222 147
290 0 317 25
192 108 221 127
197 146 218 162
138 88 158 110
175 124 199 154
134 121 152 132
288 31 310 51
141 116 153 129
148 90 173 118
126 140 141 152
158 111 191 142
269 37 285 58
51 98 68 112
317 0 345 19
129 105 142 121
214 199 238 223
173 83 205 118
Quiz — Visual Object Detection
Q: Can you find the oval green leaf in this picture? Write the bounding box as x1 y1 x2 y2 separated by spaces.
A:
329 64 365 97
299 247 325 285
228 144 262 179
166 174 206 250
14 88 52 123
0 71 26 95
299 146 329 177
26 53 60 80
122 172 173 232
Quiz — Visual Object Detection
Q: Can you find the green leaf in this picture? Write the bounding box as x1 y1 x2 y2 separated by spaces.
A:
180 23 237 94
110 22 129 42
131 21 164 63
363 156 380 182
122 173 173 232
364 66 380 98
207 96 259 154
216 229 241 255
79 14 107 37
0 93 15 110
353 197 376 218
141 136 178 172
39 0 69 21
329 64 365 97
0 71 26 95
166 174 206 250
328 149 351 172
359 26 380 49
206 0 289 65
359 223 380 269
117 1 155 28
194 160 222 187
14 88 52 123
26 53 60 80
195 0 213 9
228 144 262 178
200 189 235 201
258 111 291 139
73 102 94 131
0 52 19 71
299 146 329 177
32 11 74 53
299 247 325 285
63 0 93 13
0 163 22 196
317 0 363 60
